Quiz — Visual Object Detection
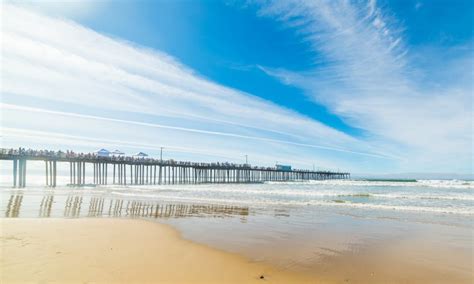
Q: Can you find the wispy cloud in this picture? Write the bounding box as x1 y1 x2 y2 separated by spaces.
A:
2 103 394 159
255 0 472 173
1 4 396 172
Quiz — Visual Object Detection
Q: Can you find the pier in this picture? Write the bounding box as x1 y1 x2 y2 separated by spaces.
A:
1 148 350 188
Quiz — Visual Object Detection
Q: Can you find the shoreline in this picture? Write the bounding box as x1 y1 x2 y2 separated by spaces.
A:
1 218 316 283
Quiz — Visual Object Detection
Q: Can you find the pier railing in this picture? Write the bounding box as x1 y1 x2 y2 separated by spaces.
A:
0 148 350 187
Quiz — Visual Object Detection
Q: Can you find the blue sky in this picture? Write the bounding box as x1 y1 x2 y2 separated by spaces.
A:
1 0 472 175
78 1 358 134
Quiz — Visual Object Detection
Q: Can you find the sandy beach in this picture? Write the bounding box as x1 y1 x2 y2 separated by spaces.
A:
1 218 316 284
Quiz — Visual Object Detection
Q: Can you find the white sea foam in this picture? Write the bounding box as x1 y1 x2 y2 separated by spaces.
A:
123 186 474 202
109 191 474 216
372 193 474 201
322 201 474 215
266 179 474 189
120 183 474 202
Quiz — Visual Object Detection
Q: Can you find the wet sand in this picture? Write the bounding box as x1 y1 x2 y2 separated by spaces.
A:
0 218 317 284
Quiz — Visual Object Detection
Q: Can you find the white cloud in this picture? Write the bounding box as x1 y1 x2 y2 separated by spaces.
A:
1 4 397 172
256 0 472 173
3 0 107 20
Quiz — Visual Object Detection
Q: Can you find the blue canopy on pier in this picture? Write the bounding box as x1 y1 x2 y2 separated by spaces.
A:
95 149 110 157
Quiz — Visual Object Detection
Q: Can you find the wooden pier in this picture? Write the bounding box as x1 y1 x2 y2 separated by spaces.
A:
1 148 350 188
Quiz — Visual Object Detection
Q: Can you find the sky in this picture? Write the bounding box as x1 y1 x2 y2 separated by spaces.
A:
0 0 472 175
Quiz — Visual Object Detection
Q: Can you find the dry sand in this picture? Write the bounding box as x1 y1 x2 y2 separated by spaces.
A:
0 218 318 284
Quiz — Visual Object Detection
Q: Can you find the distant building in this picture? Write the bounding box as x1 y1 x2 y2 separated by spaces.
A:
276 164 292 171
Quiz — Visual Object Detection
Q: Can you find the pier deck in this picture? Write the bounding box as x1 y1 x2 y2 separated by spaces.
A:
0 149 350 188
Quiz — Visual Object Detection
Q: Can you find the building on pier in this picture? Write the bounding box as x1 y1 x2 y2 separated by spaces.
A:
276 164 292 171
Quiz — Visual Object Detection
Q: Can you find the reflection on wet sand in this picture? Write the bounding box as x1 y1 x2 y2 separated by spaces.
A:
3 194 250 220
273 208 290 218
88 198 250 219
88 197 105 217
122 201 250 219
5 194 23 217
39 195 54 217
64 196 82 217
